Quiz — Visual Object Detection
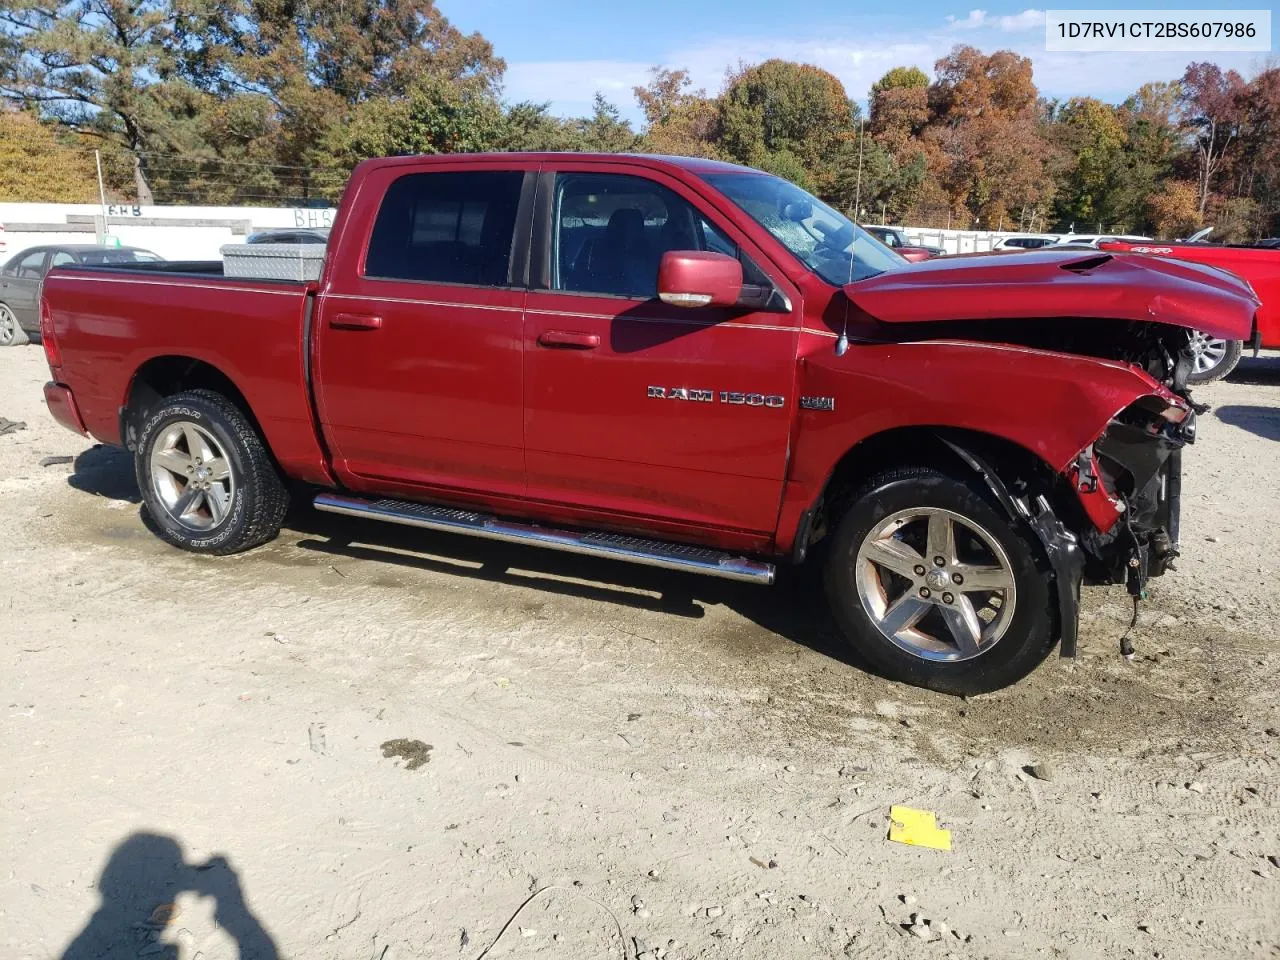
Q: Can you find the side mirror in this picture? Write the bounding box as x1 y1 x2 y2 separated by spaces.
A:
657 251 743 308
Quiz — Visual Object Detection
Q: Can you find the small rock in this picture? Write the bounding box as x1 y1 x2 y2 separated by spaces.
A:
934 921 950 938
909 923 934 941
784 764 797 772
1138 920 1155 933
632 895 646 909
1205 535 1220 543
706 905 724 919
901 894 918 906
519 926 537 938
635 907 651 919
648 868 661 880
1028 762 1055 782
1003 929 1021 937
1187 781 1206 794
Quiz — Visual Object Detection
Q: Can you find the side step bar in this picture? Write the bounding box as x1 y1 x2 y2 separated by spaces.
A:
312 493 776 585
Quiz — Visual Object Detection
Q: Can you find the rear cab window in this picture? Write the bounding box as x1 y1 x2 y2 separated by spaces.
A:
364 170 524 287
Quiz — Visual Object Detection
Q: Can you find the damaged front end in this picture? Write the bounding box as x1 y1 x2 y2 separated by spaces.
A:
1079 394 1197 580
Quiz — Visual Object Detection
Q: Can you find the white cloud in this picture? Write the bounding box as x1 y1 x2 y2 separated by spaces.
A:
500 24 1265 123
947 9 988 30
995 9 1046 31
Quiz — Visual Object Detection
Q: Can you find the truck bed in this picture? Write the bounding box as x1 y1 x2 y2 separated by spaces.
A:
41 263 331 483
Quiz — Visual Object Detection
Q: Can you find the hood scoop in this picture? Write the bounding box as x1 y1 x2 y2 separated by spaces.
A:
1060 254 1113 274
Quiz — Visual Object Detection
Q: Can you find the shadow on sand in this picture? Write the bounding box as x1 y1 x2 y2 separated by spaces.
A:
60 832 277 960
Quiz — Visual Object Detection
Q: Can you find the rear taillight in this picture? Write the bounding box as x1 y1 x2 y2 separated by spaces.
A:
40 296 61 369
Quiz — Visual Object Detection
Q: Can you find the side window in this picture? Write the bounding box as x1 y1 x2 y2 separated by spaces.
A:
365 170 523 286
14 250 46 279
553 173 768 299
50 252 77 268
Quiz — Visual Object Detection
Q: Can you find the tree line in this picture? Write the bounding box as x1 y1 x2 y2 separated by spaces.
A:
2 0 1277 240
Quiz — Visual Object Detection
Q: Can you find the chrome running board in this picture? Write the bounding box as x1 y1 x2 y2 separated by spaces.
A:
312 493 776 585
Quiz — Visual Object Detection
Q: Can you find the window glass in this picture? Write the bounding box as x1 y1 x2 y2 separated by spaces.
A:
553 172 766 299
365 170 523 286
702 172 902 284
14 250 46 279
50 252 76 267
78 249 159 265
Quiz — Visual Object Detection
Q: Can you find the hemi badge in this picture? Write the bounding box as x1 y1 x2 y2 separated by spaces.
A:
800 396 835 411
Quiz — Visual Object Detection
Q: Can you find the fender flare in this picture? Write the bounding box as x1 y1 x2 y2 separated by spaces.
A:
938 436 1085 658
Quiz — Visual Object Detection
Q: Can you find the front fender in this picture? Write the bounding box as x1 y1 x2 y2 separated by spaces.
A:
791 337 1173 488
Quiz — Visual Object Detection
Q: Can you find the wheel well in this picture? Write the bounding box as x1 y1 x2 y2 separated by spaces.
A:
814 426 1066 541
121 356 258 450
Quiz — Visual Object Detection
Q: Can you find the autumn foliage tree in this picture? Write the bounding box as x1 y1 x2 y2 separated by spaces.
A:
0 108 98 201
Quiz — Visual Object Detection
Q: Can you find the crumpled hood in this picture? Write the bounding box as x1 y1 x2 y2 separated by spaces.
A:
845 249 1258 340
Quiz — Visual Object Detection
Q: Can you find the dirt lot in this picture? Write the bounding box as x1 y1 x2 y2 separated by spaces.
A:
2 344 1278 960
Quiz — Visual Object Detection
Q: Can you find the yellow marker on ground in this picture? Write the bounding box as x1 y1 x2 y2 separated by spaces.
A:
888 805 952 851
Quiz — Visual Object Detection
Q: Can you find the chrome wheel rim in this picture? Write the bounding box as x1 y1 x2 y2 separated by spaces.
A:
1189 331 1228 375
855 508 1017 662
149 422 234 531
0 305 16 345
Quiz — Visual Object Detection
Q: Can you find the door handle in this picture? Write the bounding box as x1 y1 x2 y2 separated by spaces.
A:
537 330 600 349
329 313 383 330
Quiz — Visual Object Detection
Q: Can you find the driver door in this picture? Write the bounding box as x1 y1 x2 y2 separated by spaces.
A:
522 162 801 538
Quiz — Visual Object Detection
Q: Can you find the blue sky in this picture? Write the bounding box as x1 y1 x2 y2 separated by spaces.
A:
437 1 1272 121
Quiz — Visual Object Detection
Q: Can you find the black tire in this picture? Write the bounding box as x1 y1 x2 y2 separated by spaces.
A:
823 465 1056 695
135 389 288 555
1187 336 1242 384
0 303 29 346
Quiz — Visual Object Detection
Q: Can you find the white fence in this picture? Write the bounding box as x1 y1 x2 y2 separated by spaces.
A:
899 227 1016 255
0 203 338 262
0 202 1038 264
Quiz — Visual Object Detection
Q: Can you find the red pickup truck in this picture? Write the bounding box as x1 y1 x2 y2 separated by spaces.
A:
39 153 1256 694
1100 239 1279 381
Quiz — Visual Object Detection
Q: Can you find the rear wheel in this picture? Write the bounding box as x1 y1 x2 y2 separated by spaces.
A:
1186 333 1242 383
0 303 28 346
823 465 1056 694
135 390 288 554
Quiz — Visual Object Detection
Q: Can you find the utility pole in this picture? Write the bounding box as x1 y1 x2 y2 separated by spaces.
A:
94 150 110 245
853 118 865 224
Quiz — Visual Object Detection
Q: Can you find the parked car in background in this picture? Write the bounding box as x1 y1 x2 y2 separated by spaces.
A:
861 225 945 260
40 152 1255 694
992 234 1060 250
1099 238 1278 381
1051 233 1152 248
0 244 162 346
245 228 330 244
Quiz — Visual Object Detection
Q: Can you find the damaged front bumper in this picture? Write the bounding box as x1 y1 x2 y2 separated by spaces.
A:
1083 398 1197 591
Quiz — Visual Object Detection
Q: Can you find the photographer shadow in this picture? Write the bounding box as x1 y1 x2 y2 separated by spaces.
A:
61 832 277 960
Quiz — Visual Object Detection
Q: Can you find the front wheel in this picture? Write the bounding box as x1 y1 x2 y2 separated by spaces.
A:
824 466 1056 695
135 390 288 554
1186 333 1242 383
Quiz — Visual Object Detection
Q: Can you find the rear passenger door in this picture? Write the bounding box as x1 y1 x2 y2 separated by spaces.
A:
0 248 48 328
314 161 535 503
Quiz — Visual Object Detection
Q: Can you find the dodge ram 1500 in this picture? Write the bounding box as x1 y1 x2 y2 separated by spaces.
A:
39 153 1257 693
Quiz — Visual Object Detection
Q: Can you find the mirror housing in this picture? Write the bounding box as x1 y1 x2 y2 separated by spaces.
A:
657 251 743 308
